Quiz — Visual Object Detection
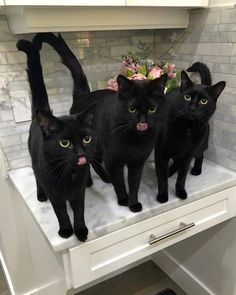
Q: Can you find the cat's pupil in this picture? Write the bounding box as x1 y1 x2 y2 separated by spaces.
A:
83 136 92 144
148 106 157 114
59 139 71 148
200 98 208 105
184 95 191 101
128 106 137 113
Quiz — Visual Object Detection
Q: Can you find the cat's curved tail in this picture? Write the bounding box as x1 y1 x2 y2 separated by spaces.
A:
33 33 90 100
16 40 51 114
187 62 212 86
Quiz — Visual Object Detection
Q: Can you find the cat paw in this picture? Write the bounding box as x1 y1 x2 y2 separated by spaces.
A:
86 177 93 187
74 226 88 242
157 192 168 203
176 189 188 200
37 193 48 202
129 202 142 212
118 199 128 206
191 167 202 176
58 227 73 239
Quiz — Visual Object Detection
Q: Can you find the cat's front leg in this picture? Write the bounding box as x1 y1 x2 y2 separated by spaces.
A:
191 154 204 176
127 162 144 212
155 149 169 203
50 197 73 238
70 185 88 242
105 161 128 206
175 157 192 199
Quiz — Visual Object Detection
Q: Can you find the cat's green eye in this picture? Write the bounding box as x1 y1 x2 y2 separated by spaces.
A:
200 98 208 105
184 95 191 101
128 106 137 113
83 136 92 145
148 106 157 114
59 139 71 148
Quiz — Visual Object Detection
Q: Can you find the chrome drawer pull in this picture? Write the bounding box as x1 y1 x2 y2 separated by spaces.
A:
148 222 195 245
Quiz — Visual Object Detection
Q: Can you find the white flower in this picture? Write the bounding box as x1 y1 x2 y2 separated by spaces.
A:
168 49 176 57
0 78 8 89
170 32 178 43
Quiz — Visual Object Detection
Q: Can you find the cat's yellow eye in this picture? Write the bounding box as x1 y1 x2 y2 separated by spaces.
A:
59 139 71 148
184 95 191 101
83 136 92 145
128 106 137 113
148 106 157 114
200 98 208 105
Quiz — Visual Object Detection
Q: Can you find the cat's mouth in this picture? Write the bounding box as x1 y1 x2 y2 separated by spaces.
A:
136 122 148 132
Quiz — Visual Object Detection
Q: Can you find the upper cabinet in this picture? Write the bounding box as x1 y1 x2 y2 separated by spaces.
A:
4 1 209 34
0 0 4 5
126 0 208 7
4 0 126 5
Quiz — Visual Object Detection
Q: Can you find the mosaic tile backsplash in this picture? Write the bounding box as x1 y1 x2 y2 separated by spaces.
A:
0 7 235 171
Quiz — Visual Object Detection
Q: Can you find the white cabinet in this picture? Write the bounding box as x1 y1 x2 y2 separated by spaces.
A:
127 0 208 7
4 0 126 5
8 163 236 293
0 0 4 5
68 186 236 288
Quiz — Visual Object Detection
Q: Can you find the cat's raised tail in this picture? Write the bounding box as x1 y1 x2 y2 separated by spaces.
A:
33 33 90 99
16 40 51 114
187 62 212 86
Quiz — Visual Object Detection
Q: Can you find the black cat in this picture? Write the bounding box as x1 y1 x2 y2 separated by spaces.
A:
17 40 97 242
33 33 168 213
155 63 225 203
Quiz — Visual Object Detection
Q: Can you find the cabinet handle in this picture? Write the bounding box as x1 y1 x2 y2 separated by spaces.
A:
148 222 195 245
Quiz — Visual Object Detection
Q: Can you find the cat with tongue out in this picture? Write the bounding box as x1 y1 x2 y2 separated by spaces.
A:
72 74 168 212
17 39 97 242
85 75 167 212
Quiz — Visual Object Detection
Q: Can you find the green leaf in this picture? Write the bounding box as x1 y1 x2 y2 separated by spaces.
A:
138 65 147 76
126 69 135 77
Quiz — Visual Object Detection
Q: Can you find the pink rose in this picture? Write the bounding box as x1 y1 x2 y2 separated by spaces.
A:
107 78 118 91
128 73 147 80
164 64 176 78
148 67 163 79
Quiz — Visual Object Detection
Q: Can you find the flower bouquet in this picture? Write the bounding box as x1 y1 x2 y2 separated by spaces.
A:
108 45 180 93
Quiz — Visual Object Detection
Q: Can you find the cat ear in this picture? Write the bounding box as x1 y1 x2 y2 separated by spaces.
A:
181 71 194 92
77 102 97 127
209 81 226 101
117 74 133 95
36 110 59 138
151 73 168 95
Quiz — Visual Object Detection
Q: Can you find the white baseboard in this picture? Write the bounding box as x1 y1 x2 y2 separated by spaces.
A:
152 250 215 295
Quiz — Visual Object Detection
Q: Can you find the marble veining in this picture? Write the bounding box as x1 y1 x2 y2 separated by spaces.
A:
8 160 236 252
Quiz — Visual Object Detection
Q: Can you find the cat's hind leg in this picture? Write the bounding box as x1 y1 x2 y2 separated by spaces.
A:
36 179 48 202
106 161 128 207
191 154 204 176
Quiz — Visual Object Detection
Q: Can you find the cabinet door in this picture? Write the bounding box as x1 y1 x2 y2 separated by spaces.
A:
126 0 208 7
5 0 126 5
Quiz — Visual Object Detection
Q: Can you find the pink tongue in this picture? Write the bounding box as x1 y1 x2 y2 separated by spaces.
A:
137 123 148 131
77 156 87 166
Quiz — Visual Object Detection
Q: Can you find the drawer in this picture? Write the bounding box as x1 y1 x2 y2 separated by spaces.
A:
68 186 236 288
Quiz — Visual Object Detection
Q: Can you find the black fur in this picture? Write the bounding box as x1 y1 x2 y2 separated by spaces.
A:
155 66 225 203
17 40 97 241
33 33 168 212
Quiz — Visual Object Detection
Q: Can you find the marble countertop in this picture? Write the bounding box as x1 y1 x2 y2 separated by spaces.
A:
8 160 236 252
